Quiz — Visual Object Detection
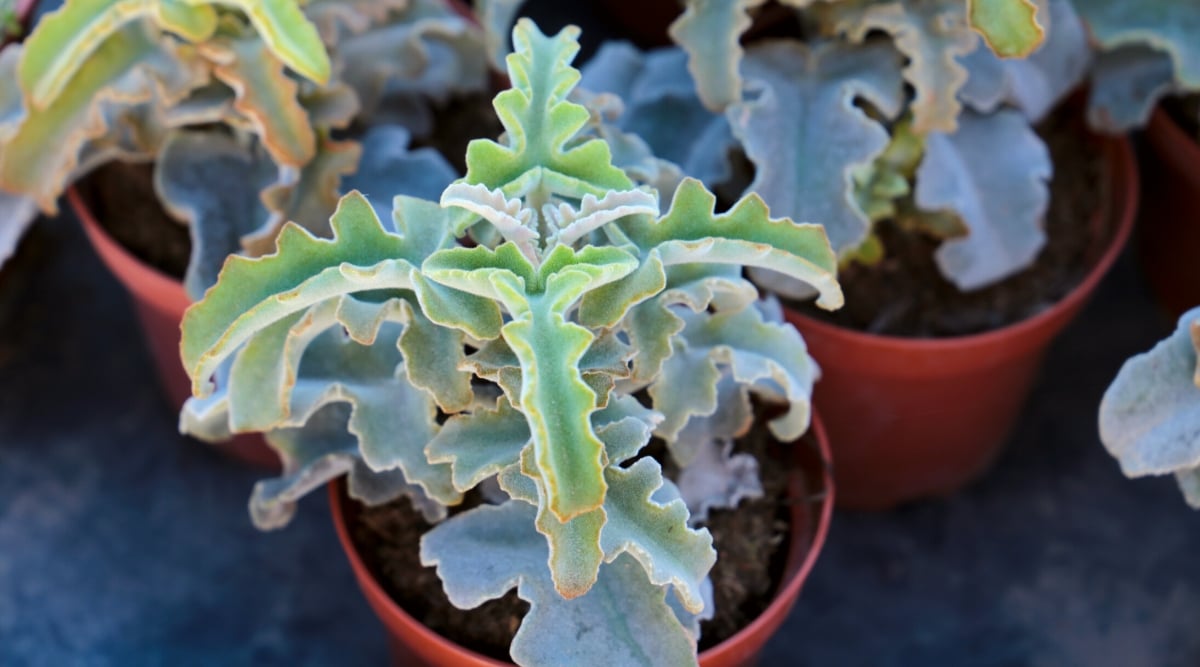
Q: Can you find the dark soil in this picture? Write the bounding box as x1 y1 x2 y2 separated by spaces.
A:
77 161 191 280
75 93 502 281
1164 93 1200 140
790 107 1114 338
348 426 812 659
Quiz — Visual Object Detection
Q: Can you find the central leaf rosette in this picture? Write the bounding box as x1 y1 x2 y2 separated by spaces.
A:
178 18 843 667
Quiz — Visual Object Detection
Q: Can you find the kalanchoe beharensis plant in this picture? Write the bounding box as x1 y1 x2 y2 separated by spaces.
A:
481 0 1090 294
0 0 487 287
1076 1 1200 136
1099 308 1200 508
179 20 843 665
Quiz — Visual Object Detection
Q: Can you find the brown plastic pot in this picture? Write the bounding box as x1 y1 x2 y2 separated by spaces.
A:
1137 107 1200 319
69 187 280 470
330 416 834 667
784 134 1139 510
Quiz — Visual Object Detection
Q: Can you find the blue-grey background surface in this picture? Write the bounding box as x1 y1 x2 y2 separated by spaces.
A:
3 2 1200 665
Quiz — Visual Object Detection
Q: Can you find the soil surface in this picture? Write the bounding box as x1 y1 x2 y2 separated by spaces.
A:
790 107 1114 338
349 426 814 660
78 161 191 280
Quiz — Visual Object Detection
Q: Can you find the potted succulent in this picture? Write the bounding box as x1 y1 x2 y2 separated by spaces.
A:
1077 1 1200 318
179 20 840 665
0 0 489 466
514 0 1140 508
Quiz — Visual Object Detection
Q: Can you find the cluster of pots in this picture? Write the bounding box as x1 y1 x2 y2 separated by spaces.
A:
16 0 1200 664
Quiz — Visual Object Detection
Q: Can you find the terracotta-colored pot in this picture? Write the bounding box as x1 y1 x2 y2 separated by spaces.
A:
784 135 1139 510
1137 107 1200 319
69 188 280 470
331 416 834 667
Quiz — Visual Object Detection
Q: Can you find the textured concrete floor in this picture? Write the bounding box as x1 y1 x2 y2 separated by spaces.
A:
1 183 1197 667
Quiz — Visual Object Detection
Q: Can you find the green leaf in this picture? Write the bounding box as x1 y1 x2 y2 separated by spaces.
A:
0 24 207 211
427 398 531 492
1100 307 1200 507
18 0 216 109
254 135 362 251
463 19 632 198
188 0 331 83
968 0 1045 58
624 178 844 310
182 192 439 394
198 35 316 167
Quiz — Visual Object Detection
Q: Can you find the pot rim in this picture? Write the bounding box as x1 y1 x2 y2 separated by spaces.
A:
330 415 836 666
786 134 1139 353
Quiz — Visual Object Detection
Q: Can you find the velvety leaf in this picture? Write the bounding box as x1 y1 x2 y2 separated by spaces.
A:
675 437 763 524
916 108 1050 290
463 19 632 198
624 178 844 310
427 397 531 491
342 124 458 223
1100 308 1200 499
959 0 1089 123
475 0 525 69
599 457 716 614
728 40 904 256
1086 45 1176 133
337 1 487 116
250 402 446 530
655 300 821 443
0 24 208 211
153 130 276 299
18 0 216 108
832 0 977 134
182 192 437 392
253 135 362 250
668 0 764 111
1075 0 1200 91
199 35 316 167
420 502 701 667
193 0 331 84
967 0 1044 58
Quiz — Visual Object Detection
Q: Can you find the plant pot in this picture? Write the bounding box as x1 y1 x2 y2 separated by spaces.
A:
330 416 835 667
1137 106 1200 319
69 187 280 470
783 134 1139 510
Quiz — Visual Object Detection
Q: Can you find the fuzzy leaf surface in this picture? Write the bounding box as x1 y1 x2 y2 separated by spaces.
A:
728 40 904 255
916 108 1050 290
1100 307 1200 507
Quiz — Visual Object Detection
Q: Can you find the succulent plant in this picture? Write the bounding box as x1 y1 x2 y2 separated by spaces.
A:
1076 0 1200 134
180 19 842 665
1100 308 1200 508
0 0 487 287
476 0 1090 293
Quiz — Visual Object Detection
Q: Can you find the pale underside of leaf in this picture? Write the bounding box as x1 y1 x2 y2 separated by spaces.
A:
1100 308 1200 487
728 40 904 258
916 108 1050 290
1075 0 1200 92
420 501 701 667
